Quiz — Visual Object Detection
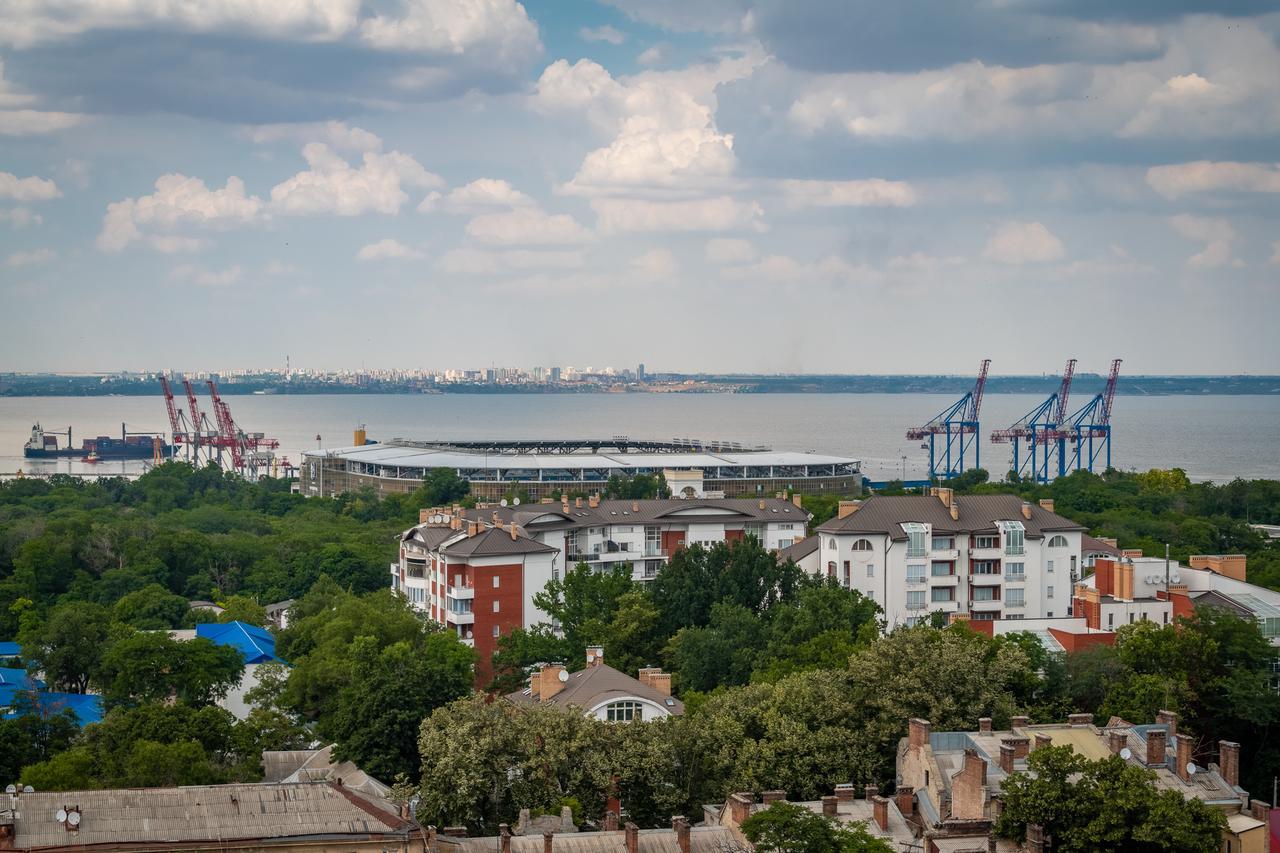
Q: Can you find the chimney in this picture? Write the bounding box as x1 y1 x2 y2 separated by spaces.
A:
792 494 803 509
908 718 932 750
1026 824 1046 853
1219 740 1240 788
1146 728 1167 768
586 646 604 667
835 784 855 803
1068 713 1093 727
762 790 785 805
632 501 639 512
1175 734 1194 783
836 500 862 519
450 516 461 530
624 822 638 853
999 744 1016 773
978 717 992 734
950 503 959 521
933 487 953 508
727 793 753 826
1010 715 1030 729
1004 736 1029 759
575 497 583 508
426 827 439 853
510 524 518 541
1156 710 1178 738
1021 502 1032 520
1107 731 1127 754
894 786 914 818
500 825 512 853
864 784 879 802
1251 800 1271 824
672 817 691 853
492 510 500 523
543 833 554 853
443 827 469 838
821 796 837 817
1038 498 1055 513
758 499 766 510
539 664 567 700
1033 733 1052 752
588 494 599 509
871 796 889 832
467 521 480 537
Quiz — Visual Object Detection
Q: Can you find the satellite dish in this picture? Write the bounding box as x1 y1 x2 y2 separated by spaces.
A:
56 808 67 823
1120 748 1132 760
500 499 508 507
558 669 569 682
1187 763 1197 776
4 784 14 794
67 810 81 827
513 497 521 506
23 786 34 794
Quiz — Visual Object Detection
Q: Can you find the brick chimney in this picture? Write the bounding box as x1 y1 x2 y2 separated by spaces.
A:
762 790 786 805
672 817 691 853
1175 734 1194 783
864 784 878 801
894 786 914 818
543 833 554 853
637 667 671 696
602 811 619 832
632 501 639 512
1251 800 1271 824
999 744 1016 773
792 494 803 509
1033 733 1052 752
1038 499 1054 513
1010 715 1030 729
1107 730 1127 755
950 503 959 521
575 497 583 508
872 796 889 832
1146 728 1167 768
588 494 600 509
1026 824 1046 853
1156 710 1178 738
1067 713 1093 727
835 784 855 803
837 500 862 519
727 793 753 826
1219 741 1240 788
624 822 638 853
978 717 992 734
1003 736 1029 760
500 825 512 853
821 796 837 817
1021 502 1033 520
908 718 932 750
538 664 567 700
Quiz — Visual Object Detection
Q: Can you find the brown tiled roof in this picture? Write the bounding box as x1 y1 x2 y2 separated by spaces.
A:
459 498 808 530
445 826 738 853
443 527 557 558
9 782 409 848
816 494 1084 539
777 536 819 562
1082 534 1121 556
506 663 683 715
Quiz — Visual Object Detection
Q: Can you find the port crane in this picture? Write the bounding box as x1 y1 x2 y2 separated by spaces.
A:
157 376 280 478
907 359 990 481
990 359 1076 483
1056 359 1122 474
206 380 280 481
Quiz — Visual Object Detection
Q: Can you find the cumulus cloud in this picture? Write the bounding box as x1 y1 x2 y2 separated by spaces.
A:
1146 161 1280 199
246 121 382 152
0 207 42 227
465 208 594 245
0 60 89 135
438 178 535 212
98 174 264 251
148 235 210 253
631 248 678 277
637 45 667 66
437 247 585 274
358 0 539 60
779 178 917 208
982 221 1066 264
580 25 625 45
5 247 55 268
357 238 425 260
705 237 757 264
0 172 61 202
269 142 443 216
592 196 763 233
1169 214 1243 268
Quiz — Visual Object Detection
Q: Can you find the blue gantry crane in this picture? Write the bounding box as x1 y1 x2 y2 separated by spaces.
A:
990 359 1076 483
1056 358 1122 474
907 359 991 481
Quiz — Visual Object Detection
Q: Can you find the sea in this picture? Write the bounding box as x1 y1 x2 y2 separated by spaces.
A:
2 393 1278 484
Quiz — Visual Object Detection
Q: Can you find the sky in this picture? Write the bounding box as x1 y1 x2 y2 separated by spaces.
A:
0 0 1277 375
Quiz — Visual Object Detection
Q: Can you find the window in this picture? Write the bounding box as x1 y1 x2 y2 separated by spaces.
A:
1163 611 1169 624
828 538 837 549
827 561 837 578
867 563 875 578
1070 556 1078 580
454 573 462 587
605 701 641 722
492 625 500 637
493 575 500 588
1047 559 1054 573
904 524 928 558
843 563 851 588
852 539 873 551
778 523 794 531
972 561 1000 575
998 521 1026 556
1048 535 1069 548
1046 611 1054 618
975 535 999 549
1047 585 1055 599
932 537 954 551
907 564 927 583
907 590 926 610
973 586 1000 602
931 587 954 603
493 601 500 613
1006 589 1025 607
931 562 952 577
1006 562 1025 580
972 611 998 621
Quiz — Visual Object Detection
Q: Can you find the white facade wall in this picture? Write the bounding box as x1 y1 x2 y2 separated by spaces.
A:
583 695 676 722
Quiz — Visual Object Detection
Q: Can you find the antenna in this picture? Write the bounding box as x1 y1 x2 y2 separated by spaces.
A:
513 497 521 506
23 786 34 794
67 809 81 827
1187 763 1197 776
558 669 569 682
5 784 15 794
1120 747 1132 761
56 808 67 823
500 498 508 507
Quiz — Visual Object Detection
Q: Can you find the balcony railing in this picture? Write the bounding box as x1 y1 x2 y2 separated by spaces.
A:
1006 598 1025 608
906 600 927 610
931 548 960 560
448 585 474 600
1004 572 1026 583
907 576 927 586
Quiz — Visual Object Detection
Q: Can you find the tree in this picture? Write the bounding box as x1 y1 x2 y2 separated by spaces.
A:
216 594 268 626
18 602 112 693
413 468 471 507
112 583 188 629
96 632 244 708
996 746 1225 853
532 562 636 664
0 708 80 787
741 801 893 853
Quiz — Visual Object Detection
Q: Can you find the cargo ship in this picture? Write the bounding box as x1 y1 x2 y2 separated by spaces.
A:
23 423 176 461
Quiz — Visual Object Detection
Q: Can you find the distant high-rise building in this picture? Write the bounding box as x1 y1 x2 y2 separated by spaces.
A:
550 366 562 382
637 362 646 382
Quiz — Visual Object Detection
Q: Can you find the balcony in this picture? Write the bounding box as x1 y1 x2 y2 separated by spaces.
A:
906 575 927 586
906 600 928 610
643 546 668 558
931 548 960 560
1004 572 1027 583
928 600 960 612
449 585 474 600
970 598 1003 611
930 574 959 586
446 610 475 625
970 547 1002 560
1005 598 1026 609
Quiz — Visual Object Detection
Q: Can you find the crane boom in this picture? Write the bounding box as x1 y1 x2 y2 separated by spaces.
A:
1100 358 1122 425
1052 359 1077 426
159 376 183 442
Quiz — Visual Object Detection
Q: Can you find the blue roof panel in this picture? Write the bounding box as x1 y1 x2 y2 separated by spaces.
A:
196 621 280 664
0 641 20 658
0 686 103 726
0 668 43 690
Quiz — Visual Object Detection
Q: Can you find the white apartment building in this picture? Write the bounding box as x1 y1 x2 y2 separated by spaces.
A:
814 490 1085 628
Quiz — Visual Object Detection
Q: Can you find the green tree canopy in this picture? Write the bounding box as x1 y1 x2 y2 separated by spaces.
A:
96 631 244 709
741 801 894 853
17 601 112 693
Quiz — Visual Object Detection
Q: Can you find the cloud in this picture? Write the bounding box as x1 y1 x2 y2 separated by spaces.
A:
148 235 210 253
1169 214 1243 268
5 247 55 267
358 0 540 60
705 237 757 264
637 45 667 66
0 207 42 227
0 172 61 201
580 25 625 45
1146 161 1280 199
357 238 425 260
886 252 965 273
98 174 264 251
246 121 382 152
598 0 750 35
465 208 594 245
269 142 442 216
631 248 678 277
982 221 1066 264
438 178 535 213
0 60 89 135
721 253 876 285
780 178 917 208
592 196 764 233
171 264 243 287
437 247 586 274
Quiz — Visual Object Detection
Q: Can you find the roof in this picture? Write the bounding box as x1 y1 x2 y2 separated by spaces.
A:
449 498 809 531
7 781 410 848
196 621 280 664
777 536 819 562
817 494 1085 538
0 686 103 725
1082 535 1121 556
264 745 391 798
0 667 42 690
443 826 739 853
507 663 684 715
0 641 20 658
440 527 558 559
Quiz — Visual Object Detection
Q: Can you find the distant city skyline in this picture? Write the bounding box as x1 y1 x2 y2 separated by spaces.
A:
1 2 1278 373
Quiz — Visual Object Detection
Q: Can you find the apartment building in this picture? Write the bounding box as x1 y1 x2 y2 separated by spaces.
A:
814 490 1086 628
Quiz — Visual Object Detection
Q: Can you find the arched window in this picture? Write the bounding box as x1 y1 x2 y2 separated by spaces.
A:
827 561 837 577
852 539 873 551
605 701 642 722
1048 535 1069 548
828 538 837 549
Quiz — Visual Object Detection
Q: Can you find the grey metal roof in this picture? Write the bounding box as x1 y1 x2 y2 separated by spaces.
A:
444 826 740 853
9 782 409 848
1082 535 1121 556
506 663 683 715
777 536 819 562
817 494 1085 539
456 498 808 530
442 527 558 558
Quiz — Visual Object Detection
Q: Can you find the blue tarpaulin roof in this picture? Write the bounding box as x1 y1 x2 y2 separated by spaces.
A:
0 641 20 659
0 685 103 726
0 668 44 690
196 621 280 664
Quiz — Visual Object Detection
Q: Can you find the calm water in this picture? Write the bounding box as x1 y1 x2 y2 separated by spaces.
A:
2 393 1278 483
